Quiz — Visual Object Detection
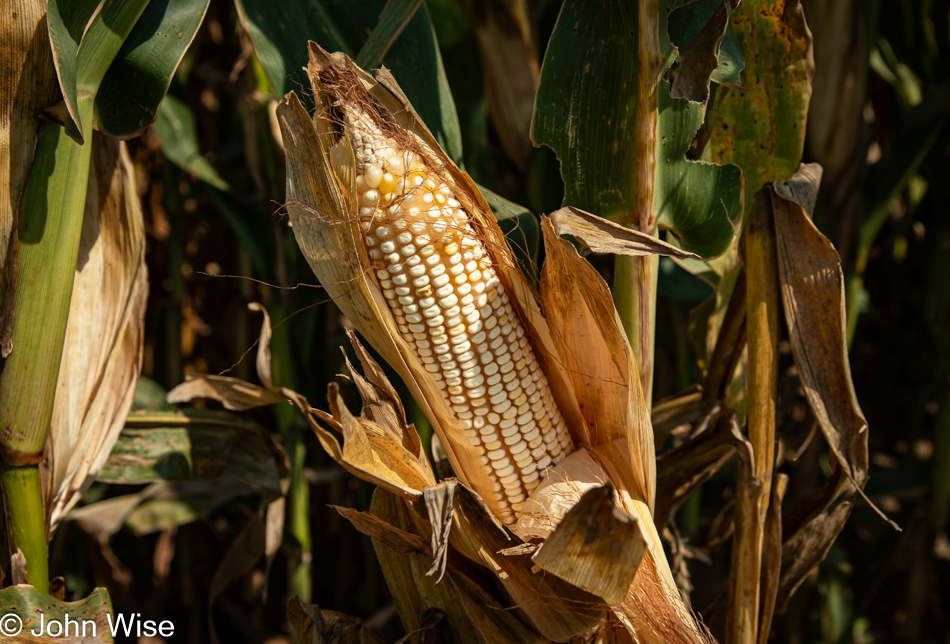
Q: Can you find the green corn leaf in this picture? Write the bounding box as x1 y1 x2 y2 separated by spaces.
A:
356 0 425 70
532 0 742 258
655 81 742 257
479 184 541 282
153 93 228 189
47 0 152 142
238 0 463 164
705 0 812 210
95 0 211 137
71 409 285 536
234 0 353 98
98 410 281 489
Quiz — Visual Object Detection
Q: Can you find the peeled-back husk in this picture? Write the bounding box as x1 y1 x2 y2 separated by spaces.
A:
538 216 709 643
276 41 709 643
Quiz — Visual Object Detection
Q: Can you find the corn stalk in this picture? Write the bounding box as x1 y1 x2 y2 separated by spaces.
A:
0 0 205 595
0 0 150 591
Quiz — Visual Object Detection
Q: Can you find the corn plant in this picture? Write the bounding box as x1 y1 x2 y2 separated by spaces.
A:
0 0 206 615
166 0 883 640
2 0 943 641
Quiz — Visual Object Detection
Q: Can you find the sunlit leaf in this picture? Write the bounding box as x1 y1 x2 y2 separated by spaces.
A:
95 0 211 137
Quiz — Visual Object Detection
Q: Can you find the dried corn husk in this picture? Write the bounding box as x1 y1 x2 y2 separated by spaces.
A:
43 134 148 529
177 41 709 644
281 42 708 644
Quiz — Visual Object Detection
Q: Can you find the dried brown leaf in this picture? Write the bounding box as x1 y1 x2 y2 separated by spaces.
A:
368 489 489 644
655 411 745 529
651 385 720 448
550 207 699 260
540 216 653 502
775 471 855 611
532 483 645 605
168 374 287 411
169 305 435 500
422 482 457 581
332 505 430 556
288 597 387 644
670 1 734 104
46 135 148 529
772 164 873 495
449 484 605 642
772 166 868 487
540 217 708 643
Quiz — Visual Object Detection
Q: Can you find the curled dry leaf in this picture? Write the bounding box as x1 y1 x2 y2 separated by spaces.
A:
772 163 871 494
531 482 645 605
44 134 148 530
169 304 436 501
288 597 387 644
670 0 736 104
332 505 430 556
549 206 699 260
766 163 886 609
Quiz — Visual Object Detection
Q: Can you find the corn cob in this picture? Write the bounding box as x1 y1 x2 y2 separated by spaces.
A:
342 105 574 524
